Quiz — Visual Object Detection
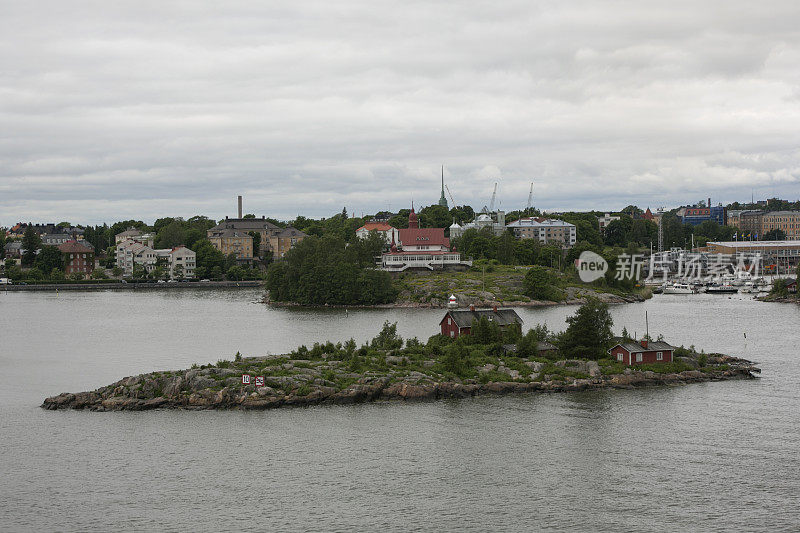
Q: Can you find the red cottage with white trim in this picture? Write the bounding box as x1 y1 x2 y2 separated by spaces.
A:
608 339 674 365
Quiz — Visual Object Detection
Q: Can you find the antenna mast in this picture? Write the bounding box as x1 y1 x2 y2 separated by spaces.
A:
489 183 498 212
526 182 534 212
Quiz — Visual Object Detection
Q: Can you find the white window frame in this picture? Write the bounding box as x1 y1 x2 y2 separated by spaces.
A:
617 353 623 362
656 351 663 361
635 353 643 363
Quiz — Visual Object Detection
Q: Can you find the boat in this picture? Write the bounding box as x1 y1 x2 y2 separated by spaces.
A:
663 283 695 294
707 284 739 294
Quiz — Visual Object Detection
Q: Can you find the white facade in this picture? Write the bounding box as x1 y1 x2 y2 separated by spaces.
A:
355 223 400 245
380 251 471 271
506 218 577 247
116 240 157 276
449 211 506 239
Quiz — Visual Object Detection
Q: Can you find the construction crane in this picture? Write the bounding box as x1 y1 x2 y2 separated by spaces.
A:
489 183 498 212
526 182 534 212
445 184 456 207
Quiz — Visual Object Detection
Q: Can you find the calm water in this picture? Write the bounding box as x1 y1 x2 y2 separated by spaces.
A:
1 289 799 532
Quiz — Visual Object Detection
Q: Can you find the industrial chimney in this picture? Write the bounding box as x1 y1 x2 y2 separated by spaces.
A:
707 198 711 208
238 196 243 219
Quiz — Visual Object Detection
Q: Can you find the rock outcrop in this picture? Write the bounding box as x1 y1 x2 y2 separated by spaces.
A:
42 353 760 411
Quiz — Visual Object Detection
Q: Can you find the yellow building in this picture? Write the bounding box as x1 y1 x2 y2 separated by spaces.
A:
762 211 800 239
268 227 306 258
207 228 253 261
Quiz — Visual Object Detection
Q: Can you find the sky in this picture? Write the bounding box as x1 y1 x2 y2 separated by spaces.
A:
2 0 800 226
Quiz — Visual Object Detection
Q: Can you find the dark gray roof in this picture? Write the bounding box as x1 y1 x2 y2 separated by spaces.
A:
208 228 253 239
276 227 306 238
611 341 674 354
210 218 281 233
537 341 558 351
444 308 523 328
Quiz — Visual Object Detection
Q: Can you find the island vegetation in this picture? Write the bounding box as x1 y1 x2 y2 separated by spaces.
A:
43 299 759 411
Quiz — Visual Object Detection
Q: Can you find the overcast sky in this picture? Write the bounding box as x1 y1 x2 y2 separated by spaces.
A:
2 1 800 226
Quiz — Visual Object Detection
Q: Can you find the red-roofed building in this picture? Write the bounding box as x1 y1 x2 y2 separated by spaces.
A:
58 240 94 277
379 207 471 272
356 222 399 245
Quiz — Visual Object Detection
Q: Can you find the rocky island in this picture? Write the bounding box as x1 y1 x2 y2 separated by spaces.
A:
43 309 759 411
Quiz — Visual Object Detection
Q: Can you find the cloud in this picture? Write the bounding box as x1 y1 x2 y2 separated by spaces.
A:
1 0 800 225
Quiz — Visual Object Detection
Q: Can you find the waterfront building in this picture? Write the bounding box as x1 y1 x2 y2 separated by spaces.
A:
439 306 523 339
58 240 95 278
506 217 577 247
115 240 158 276
154 246 196 279
268 227 307 258
379 207 471 271
762 211 800 239
608 340 674 365
355 222 399 245
207 228 254 261
115 228 155 247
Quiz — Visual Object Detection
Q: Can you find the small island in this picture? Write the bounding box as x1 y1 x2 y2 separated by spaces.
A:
43 300 760 411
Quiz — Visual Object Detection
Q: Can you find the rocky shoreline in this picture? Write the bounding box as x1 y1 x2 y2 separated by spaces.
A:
42 353 759 412
263 291 645 309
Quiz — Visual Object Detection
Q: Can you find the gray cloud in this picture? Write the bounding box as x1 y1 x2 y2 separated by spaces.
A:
2 0 799 225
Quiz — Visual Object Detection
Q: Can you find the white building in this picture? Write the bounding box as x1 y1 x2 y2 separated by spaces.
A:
380 251 470 271
449 211 506 239
506 217 577 247
355 222 400 245
115 228 155 247
116 240 196 279
116 240 157 276
597 213 621 233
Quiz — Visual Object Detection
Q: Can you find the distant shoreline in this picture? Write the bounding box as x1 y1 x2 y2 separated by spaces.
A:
2 281 264 292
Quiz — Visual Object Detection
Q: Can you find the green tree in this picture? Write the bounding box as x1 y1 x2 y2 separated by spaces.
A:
558 297 614 360
193 239 225 272
21 227 41 266
370 321 404 350
763 228 786 241
155 220 187 249
248 231 261 257
50 268 65 281
35 245 64 275
516 324 550 358
470 317 501 344
523 266 563 301
91 269 108 279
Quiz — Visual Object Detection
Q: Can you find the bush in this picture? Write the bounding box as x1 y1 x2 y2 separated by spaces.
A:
523 266 564 301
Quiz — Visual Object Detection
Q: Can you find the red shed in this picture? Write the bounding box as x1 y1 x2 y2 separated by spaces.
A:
440 306 523 339
608 340 674 365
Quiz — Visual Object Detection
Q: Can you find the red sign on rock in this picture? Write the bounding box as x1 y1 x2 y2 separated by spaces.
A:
255 376 265 387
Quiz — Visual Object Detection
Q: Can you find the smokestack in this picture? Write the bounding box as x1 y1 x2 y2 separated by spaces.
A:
707 198 711 208
238 196 243 218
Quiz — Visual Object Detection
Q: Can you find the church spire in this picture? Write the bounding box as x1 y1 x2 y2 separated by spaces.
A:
438 165 449 208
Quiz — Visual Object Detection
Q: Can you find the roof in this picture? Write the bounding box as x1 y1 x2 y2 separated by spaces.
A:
57 241 93 254
506 218 575 229
209 218 280 232
610 341 675 354
116 229 142 237
382 250 459 256
398 228 450 248
357 222 394 232
708 240 800 248
276 227 306 238
442 308 523 329
208 228 254 239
